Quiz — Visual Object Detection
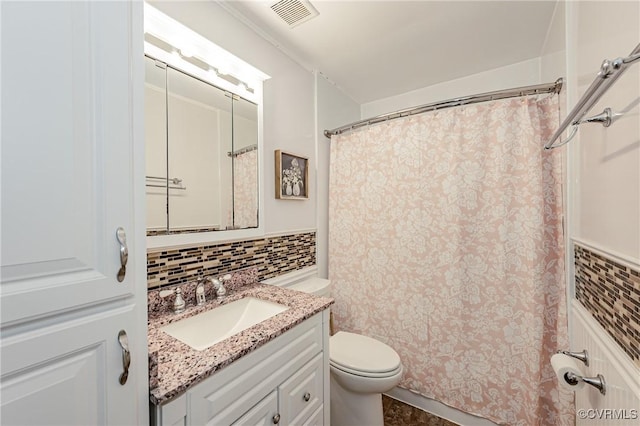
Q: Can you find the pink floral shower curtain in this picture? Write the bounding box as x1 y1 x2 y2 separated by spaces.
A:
233 149 258 229
328 95 573 425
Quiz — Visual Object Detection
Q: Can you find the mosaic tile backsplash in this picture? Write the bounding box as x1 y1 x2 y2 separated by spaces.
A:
574 243 640 368
147 232 316 289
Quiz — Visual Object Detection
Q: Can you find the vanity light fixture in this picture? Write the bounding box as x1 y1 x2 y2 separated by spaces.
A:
144 3 270 103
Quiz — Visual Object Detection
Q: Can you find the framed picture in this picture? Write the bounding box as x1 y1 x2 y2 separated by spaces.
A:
275 150 308 200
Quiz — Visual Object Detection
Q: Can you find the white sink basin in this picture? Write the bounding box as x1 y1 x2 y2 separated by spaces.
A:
161 297 289 351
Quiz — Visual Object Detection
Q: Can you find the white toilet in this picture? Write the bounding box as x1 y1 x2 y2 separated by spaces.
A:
285 276 403 426
329 331 403 426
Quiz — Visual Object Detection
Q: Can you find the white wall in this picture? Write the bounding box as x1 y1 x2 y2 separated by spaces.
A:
361 58 543 118
566 0 640 261
540 1 566 84
149 0 316 236
315 73 360 278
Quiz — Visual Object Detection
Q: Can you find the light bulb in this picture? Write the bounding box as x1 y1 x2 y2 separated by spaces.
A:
216 65 230 76
179 47 193 58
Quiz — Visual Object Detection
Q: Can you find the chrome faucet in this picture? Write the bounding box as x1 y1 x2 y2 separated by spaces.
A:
195 275 227 301
195 276 207 306
210 276 226 301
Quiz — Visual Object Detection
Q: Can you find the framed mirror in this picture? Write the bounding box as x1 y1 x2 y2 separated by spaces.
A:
144 3 269 249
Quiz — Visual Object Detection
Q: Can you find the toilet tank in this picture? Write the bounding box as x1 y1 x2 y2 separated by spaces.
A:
289 277 330 297
261 267 330 297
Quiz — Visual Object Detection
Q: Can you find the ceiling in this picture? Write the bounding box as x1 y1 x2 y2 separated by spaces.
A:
221 0 558 104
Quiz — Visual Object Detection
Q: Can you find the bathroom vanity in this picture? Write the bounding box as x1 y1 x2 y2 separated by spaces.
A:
148 284 332 426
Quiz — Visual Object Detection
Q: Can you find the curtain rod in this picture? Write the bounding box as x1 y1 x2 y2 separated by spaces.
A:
324 78 563 138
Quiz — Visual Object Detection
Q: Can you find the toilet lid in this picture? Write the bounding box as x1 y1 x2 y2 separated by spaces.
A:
330 332 401 374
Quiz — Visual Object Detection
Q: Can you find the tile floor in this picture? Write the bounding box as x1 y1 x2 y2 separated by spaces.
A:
383 395 458 426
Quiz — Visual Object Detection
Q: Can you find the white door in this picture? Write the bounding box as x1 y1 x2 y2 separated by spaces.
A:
0 1 146 424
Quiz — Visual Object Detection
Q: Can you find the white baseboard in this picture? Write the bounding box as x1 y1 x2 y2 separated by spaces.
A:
385 387 498 426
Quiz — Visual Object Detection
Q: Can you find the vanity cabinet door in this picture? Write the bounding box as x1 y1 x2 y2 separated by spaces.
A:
229 354 323 426
232 390 278 426
279 353 324 425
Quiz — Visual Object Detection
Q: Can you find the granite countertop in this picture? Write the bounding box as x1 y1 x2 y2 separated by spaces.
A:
148 283 333 405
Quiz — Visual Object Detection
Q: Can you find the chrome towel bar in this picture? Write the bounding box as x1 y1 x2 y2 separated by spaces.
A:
544 43 640 150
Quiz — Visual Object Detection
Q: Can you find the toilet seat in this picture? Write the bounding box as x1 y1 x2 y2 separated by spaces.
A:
330 332 401 378
330 360 402 378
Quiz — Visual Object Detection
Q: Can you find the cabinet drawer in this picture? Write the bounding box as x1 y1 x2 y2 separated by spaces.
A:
279 353 323 425
231 390 277 426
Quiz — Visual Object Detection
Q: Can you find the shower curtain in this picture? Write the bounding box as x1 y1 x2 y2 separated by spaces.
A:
233 149 258 229
328 95 573 425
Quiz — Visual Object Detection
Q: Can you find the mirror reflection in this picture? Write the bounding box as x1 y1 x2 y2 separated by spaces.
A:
231 97 258 229
144 56 259 235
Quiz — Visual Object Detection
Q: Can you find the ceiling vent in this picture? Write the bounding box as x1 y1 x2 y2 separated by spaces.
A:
270 0 319 28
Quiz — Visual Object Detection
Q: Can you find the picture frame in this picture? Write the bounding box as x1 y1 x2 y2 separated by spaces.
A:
275 150 308 200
